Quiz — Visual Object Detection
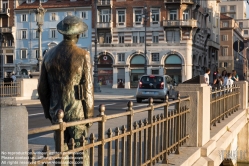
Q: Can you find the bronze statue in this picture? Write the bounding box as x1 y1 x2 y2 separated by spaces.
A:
38 15 93 165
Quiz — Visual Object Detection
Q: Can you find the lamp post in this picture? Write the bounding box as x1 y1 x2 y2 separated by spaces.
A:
34 2 46 74
94 0 101 92
142 6 149 75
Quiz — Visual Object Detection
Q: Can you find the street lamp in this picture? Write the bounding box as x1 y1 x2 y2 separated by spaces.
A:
34 2 46 74
93 0 101 92
142 6 149 75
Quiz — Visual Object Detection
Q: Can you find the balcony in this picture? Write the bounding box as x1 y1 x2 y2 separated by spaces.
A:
163 20 197 28
164 0 194 4
0 27 12 33
96 22 113 28
97 0 112 6
0 8 10 16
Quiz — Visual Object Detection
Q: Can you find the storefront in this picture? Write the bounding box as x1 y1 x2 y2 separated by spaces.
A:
164 54 182 85
130 54 145 88
98 54 113 86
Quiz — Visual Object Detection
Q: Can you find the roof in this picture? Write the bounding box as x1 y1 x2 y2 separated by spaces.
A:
220 14 233 20
16 0 92 10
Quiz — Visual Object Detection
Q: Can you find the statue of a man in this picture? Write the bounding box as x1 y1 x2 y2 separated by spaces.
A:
38 16 94 165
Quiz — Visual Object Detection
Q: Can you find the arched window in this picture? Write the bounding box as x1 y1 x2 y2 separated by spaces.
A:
165 54 182 64
130 55 145 64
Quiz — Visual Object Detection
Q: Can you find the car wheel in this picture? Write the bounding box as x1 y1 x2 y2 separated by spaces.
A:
137 98 142 103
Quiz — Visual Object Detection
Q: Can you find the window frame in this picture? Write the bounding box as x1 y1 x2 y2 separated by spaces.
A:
169 9 177 20
132 31 145 43
222 21 228 27
21 30 27 39
244 30 248 35
50 29 57 39
99 9 111 22
152 32 159 43
151 53 160 62
118 32 124 43
117 53 125 62
21 49 27 59
21 14 28 22
151 8 160 25
6 55 13 64
81 30 88 38
183 10 189 20
133 8 143 26
117 9 126 27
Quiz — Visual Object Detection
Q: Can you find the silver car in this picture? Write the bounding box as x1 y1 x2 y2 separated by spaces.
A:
135 75 178 103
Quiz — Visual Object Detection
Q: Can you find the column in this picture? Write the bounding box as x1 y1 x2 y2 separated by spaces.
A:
125 67 130 89
175 83 210 147
112 67 117 89
235 81 248 109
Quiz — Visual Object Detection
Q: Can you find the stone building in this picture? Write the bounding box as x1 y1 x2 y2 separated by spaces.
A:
219 14 245 79
92 0 220 89
14 0 92 76
0 0 16 79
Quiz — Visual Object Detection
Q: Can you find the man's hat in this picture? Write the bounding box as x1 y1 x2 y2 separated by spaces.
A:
57 15 88 35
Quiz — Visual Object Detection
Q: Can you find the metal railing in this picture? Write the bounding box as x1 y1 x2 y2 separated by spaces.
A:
210 85 240 129
163 20 197 27
28 95 190 165
96 22 113 28
0 27 12 33
0 8 10 15
164 0 194 3
97 0 112 5
0 81 21 97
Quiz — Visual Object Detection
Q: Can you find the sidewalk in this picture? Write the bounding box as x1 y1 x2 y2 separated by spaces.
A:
14 86 136 105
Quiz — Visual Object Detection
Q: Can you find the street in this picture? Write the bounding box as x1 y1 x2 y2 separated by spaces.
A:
27 98 174 139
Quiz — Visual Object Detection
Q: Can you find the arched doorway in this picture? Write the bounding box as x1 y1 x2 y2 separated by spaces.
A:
98 54 113 86
164 54 182 84
21 69 28 76
130 54 145 88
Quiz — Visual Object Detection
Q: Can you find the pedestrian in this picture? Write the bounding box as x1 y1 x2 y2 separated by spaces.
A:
38 15 93 165
213 69 220 85
231 70 239 81
204 68 210 86
11 73 16 82
226 73 234 92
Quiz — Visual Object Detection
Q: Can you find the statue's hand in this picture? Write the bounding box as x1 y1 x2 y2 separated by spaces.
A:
86 122 93 128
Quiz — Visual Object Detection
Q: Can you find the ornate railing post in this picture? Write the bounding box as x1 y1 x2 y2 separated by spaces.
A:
147 97 154 165
175 93 181 154
162 95 169 164
55 109 65 166
126 101 133 166
98 104 106 166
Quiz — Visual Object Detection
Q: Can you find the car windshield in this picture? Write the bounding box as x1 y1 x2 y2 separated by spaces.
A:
139 76 163 89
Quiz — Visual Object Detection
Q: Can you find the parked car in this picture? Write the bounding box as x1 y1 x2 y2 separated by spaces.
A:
135 75 178 103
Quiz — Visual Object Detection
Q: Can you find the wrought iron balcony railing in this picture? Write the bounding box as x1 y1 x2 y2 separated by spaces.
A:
0 27 12 33
163 19 197 27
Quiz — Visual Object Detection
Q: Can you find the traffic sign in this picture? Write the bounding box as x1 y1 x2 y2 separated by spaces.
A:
233 40 244 52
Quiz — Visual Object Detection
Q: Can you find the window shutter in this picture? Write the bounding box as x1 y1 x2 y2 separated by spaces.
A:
33 13 36 22
174 31 180 42
55 31 58 38
85 30 88 37
85 11 88 19
20 15 22 22
50 13 52 21
49 29 51 38
26 14 28 22
166 31 173 42
56 13 59 21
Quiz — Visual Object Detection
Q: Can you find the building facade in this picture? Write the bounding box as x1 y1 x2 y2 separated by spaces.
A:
14 0 92 76
92 0 220 89
0 0 16 79
219 14 245 79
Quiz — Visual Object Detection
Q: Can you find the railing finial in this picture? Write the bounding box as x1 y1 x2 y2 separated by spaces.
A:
99 104 105 115
148 97 153 105
57 109 64 123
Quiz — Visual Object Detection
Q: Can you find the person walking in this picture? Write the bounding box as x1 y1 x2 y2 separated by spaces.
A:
204 68 210 86
231 70 239 81
11 73 16 82
226 73 234 92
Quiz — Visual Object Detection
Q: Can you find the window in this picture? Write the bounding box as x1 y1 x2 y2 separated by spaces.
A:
66 12 73 16
220 6 225 12
50 29 57 38
21 50 27 59
117 10 125 26
151 9 159 24
132 32 145 43
81 11 88 19
239 22 243 28
6 55 13 64
169 10 177 20
229 14 235 18
222 47 228 56
183 10 189 20
166 30 180 43
118 32 124 43
222 21 228 27
81 30 88 38
224 62 228 67
35 49 39 58
222 35 228 41
151 69 159 75
151 53 159 61
230 5 235 11
244 30 248 35
134 9 142 25
50 13 57 21
21 30 27 39
21 14 27 22
99 9 110 22
152 32 159 43
35 30 39 38
118 53 125 61
105 33 111 43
